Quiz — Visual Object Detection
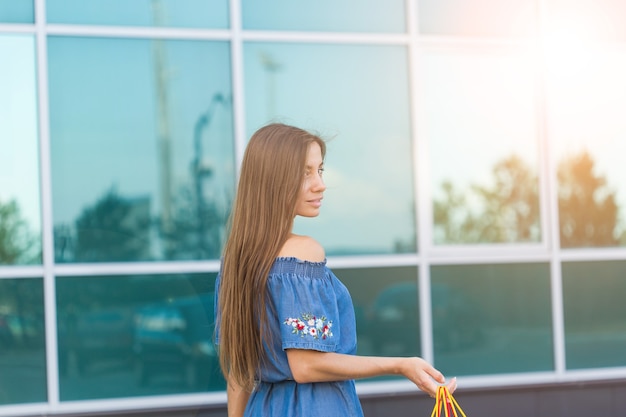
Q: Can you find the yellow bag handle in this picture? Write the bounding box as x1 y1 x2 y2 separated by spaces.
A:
430 386 467 417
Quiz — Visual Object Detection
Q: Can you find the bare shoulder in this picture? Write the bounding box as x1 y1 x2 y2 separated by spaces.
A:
278 234 326 262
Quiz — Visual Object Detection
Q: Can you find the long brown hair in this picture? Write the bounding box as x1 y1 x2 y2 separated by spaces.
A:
218 123 326 390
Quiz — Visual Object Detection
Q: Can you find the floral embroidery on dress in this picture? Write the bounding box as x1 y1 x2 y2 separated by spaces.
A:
284 313 333 340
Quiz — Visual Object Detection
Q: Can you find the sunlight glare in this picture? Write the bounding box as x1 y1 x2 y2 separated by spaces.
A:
541 7 612 83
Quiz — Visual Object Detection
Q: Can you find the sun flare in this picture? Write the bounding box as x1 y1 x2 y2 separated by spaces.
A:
539 6 615 83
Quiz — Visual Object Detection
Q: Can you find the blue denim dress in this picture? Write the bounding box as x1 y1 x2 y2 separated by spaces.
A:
215 257 364 417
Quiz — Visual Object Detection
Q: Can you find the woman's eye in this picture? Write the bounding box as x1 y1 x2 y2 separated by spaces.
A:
304 168 324 177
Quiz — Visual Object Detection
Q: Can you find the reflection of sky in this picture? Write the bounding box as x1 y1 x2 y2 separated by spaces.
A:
0 1 34 23
420 50 539 200
0 35 41 233
48 37 234 225
548 44 626 227
244 43 415 253
241 0 404 33
546 0 626 43
46 0 228 28
418 0 536 37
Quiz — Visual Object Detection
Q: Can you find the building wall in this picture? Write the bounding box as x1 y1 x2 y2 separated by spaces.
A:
13 379 626 417
2 1 626 416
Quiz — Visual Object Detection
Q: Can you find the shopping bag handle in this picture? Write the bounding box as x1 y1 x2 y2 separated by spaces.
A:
430 386 467 417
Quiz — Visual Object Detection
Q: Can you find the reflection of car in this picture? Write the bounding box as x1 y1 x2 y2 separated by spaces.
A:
367 283 420 355
71 308 134 374
133 293 218 389
367 282 483 355
0 314 15 347
431 283 483 352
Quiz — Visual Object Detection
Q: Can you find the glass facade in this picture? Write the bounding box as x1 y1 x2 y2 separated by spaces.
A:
340 266 421 359
418 0 537 37
56 273 223 401
241 0 405 33
421 48 541 245
46 0 229 28
0 1 34 24
431 264 553 375
0 278 47 405
562 261 626 369
48 36 235 263
244 42 416 254
2 0 626 415
0 35 42 266
548 44 626 248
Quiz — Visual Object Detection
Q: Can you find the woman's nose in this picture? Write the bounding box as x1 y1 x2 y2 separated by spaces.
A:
313 173 326 191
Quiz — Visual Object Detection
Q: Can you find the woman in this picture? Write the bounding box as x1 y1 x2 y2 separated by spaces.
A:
215 123 456 417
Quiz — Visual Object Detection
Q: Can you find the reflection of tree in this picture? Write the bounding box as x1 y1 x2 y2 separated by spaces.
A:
73 188 151 262
473 155 540 242
54 89 232 262
558 150 619 248
55 181 230 262
0 199 40 265
161 183 230 260
435 150 623 247
434 181 471 244
434 155 540 244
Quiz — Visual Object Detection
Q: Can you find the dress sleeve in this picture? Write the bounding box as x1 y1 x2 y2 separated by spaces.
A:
267 272 339 352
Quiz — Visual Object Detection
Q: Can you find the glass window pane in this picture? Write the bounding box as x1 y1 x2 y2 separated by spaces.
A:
339 266 420 361
431 264 553 376
545 0 626 43
48 37 235 263
244 43 416 255
0 0 34 23
242 0 405 33
46 0 228 29
563 261 626 369
418 0 537 37
0 278 47 405
548 45 626 248
420 49 541 245
0 35 42 265
56 273 224 401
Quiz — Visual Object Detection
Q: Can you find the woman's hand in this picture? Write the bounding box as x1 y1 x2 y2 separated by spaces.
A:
398 357 457 397
445 376 458 394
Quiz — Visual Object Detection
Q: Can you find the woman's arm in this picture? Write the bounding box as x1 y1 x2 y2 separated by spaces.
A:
286 349 456 397
226 377 251 417
280 237 455 396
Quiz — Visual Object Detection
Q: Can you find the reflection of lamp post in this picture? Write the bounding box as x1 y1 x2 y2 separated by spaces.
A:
192 93 225 257
152 0 174 254
259 52 282 120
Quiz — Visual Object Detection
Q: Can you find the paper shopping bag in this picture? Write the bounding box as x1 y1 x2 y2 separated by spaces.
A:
430 386 467 417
